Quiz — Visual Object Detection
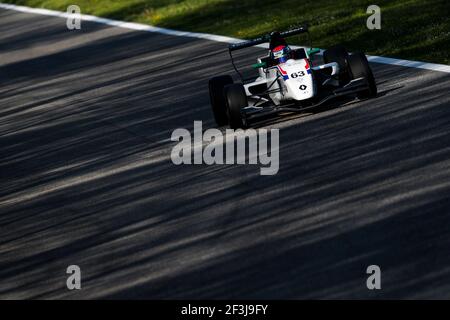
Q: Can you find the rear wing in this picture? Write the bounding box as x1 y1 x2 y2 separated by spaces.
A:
228 26 309 52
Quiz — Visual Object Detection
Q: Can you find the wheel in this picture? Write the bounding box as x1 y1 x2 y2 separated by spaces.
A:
347 52 377 99
209 75 233 126
224 83 248 129
323 44 350 84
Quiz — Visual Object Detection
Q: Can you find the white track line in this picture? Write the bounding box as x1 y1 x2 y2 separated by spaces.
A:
1 2 449 73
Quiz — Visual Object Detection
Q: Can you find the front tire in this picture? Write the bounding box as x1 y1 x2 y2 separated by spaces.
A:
347 52 377 99
323 44 350 84
209 75 233 126
224 83 248 129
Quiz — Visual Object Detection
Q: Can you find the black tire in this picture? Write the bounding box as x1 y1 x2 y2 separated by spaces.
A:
224 83 248 129
323 44 350 84
347 52 377 99
209 75 233 126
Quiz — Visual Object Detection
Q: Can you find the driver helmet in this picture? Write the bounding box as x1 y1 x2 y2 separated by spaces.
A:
271 45 291 63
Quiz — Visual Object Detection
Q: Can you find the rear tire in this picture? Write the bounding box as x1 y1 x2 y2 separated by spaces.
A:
347 52 377 99
224 83 248 129
209 75 233 126
323 44 350 84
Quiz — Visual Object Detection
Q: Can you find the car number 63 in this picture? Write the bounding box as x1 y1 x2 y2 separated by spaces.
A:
291 71 305 78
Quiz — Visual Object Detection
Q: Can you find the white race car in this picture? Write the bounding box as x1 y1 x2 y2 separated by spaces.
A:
209 26 377 128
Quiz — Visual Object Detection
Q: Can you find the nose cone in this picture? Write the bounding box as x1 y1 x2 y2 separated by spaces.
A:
281 59 315 101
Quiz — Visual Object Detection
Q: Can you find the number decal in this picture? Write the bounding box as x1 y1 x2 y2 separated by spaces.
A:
291 71 305 78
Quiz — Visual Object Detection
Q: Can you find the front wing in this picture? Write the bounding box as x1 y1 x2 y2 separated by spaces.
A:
242 77 370 124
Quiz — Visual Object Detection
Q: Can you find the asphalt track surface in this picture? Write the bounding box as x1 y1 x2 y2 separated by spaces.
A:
1 8 450 299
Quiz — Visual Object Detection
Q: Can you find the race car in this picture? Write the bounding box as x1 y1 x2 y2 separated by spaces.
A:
209 26 377 129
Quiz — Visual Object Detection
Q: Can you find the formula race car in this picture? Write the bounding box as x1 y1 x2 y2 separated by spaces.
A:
209 26 377 128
